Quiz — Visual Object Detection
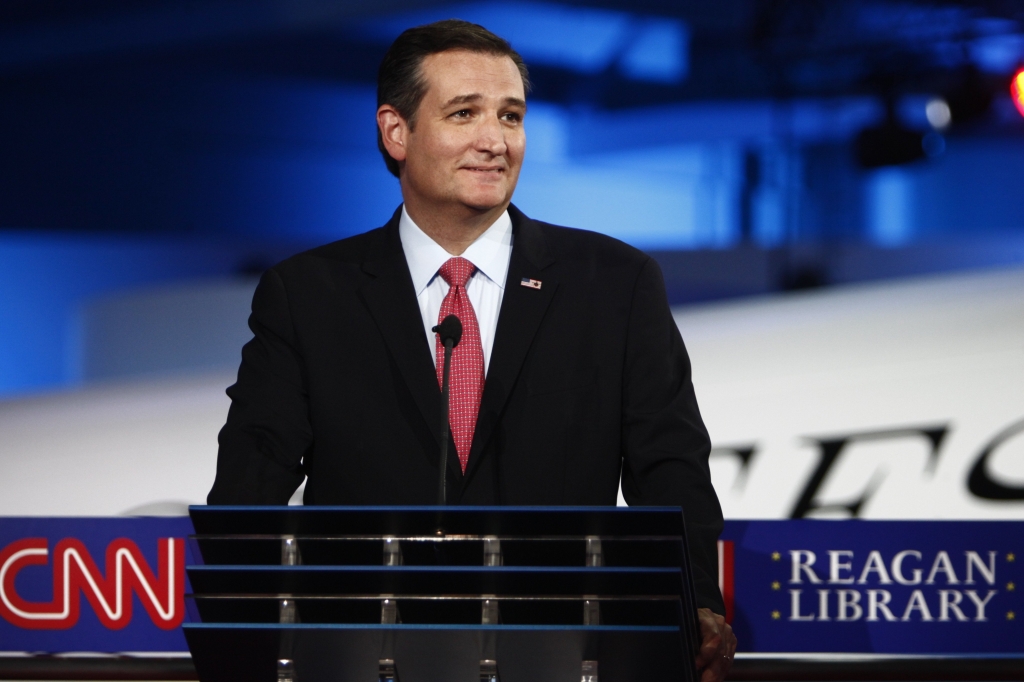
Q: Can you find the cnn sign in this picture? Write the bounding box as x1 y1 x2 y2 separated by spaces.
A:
0 517 192 652
0 537 183 630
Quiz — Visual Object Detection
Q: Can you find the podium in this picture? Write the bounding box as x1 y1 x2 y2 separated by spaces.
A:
184 506 701 682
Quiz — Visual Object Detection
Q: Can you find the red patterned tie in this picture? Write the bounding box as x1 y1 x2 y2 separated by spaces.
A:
435 257 485 472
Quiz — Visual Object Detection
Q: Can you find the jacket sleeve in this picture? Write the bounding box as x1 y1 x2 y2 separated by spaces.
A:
619 257 725 615
207 267 311 504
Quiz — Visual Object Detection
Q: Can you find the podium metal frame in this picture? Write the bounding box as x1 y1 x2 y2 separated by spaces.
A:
184 506 700 682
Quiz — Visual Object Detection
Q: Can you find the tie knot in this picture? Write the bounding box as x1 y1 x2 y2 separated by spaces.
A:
439 257 475 288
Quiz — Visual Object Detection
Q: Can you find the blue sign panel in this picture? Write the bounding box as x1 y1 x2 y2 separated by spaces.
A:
720 521 1021 654
0 517 193 652
1 517 1020 655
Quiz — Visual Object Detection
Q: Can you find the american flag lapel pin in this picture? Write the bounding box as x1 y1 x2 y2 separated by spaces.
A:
520 277 542 290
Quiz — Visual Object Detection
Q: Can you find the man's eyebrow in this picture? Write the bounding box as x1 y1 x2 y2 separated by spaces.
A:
441 94 527 108
442 94 482 108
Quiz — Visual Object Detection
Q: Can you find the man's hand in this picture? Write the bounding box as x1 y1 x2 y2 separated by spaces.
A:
695 607 736 682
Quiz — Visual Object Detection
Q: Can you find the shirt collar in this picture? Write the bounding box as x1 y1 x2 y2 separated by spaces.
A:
399 205 513 296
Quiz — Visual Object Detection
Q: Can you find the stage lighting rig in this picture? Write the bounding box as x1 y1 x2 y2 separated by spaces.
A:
854 100 935 170
943 67 994 127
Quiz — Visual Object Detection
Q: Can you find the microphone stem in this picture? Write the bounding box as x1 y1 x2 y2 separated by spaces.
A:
438 339 454 507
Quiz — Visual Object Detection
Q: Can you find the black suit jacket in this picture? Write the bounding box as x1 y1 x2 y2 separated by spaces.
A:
209 204 725 613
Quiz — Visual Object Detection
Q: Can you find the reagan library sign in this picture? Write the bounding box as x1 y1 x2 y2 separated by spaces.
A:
721 520 1020 654
785 548 1001 623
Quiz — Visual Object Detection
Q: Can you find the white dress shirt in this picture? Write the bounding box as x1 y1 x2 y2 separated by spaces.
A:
399 205 513 376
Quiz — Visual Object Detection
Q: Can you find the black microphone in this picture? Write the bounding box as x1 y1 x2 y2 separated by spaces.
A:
431 314 462 506
433 314 463 350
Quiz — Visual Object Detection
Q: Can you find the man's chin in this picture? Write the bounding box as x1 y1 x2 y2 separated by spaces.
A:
459 190 514 213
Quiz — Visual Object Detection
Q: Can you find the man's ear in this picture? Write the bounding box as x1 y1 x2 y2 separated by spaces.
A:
377 104 408 163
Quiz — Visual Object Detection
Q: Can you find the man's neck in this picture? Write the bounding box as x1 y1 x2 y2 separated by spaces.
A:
402 200 508 256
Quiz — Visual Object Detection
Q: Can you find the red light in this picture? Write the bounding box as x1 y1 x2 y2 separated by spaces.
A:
1013 68 1024 118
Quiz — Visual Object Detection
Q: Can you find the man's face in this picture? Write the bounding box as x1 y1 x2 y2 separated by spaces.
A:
398 50 526 215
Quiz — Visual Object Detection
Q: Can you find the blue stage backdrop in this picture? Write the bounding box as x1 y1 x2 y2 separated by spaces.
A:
0 517 1018 655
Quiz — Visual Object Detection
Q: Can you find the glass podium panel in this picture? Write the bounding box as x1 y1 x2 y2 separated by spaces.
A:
184 506 700 682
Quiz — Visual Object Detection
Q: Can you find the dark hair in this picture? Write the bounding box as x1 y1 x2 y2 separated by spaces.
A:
376 19 531 178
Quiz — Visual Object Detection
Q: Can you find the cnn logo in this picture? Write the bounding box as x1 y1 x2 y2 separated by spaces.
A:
0 537 184 630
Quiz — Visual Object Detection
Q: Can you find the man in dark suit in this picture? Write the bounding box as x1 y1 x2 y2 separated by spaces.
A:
209 19 735 681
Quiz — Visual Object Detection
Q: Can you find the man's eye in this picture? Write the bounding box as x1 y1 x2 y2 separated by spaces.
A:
503 113 522 123
452 109 471 118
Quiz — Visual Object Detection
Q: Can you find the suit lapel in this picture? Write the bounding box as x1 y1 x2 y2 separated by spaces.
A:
356 211 452 475
463 206 557 484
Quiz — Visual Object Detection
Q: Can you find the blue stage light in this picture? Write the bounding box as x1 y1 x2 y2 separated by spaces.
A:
618 19 688 83
364 2 688 83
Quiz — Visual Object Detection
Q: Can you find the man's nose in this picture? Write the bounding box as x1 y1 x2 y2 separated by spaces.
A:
475 115 508 155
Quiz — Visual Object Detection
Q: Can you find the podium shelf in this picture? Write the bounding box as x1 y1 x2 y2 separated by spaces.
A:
186 564 683 597
189 505 685 537
187 595 685 626
189 536 685 567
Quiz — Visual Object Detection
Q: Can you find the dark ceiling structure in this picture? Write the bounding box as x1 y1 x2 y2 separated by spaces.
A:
2 0 1022 111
